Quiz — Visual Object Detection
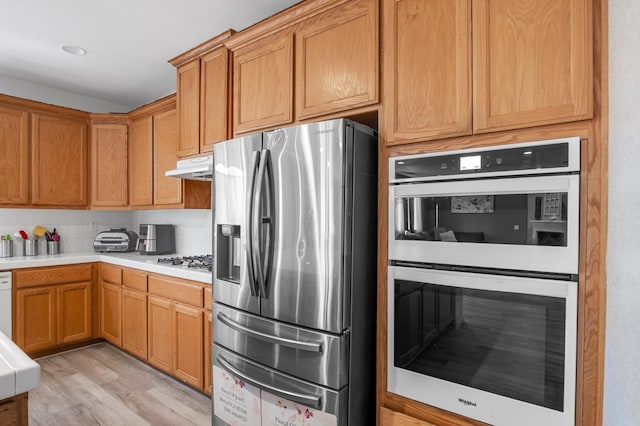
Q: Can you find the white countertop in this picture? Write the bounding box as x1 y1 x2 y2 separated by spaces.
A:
0 331 40 400
0 252 211 284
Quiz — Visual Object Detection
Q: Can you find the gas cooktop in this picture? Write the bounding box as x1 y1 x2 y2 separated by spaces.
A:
157 255 212 272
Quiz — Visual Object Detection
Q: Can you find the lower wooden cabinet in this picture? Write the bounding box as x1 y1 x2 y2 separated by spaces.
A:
380 407 438 426
99 263 122 347
14 264 94 355
122 288 148 360
148 295 204 389
204 310 212 395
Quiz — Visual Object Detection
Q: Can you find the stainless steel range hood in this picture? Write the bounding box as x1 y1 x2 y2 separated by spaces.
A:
165 154 213 181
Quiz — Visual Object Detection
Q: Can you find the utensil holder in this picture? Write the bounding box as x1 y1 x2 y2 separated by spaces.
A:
47 240 60 255
0 240 13 258
24 239 38 256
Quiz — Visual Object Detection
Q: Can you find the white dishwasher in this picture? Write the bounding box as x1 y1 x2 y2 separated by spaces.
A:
0 271 11 338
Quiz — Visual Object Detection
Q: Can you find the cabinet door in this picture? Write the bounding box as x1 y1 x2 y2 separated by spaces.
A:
15 286 56 353
200 47 230 152
173 304 204 388
57 282 93 344
91 123 128 207
100 281 122 346
128 116 153 206
233 30 294 134
473 0 593 132
296 0 378 119
122 289 148 360
383 0 471 145
31 113 88 205
0 105 29 204
177 59 201 158
148 296 172 374
204 310 212 395
154 108 182 205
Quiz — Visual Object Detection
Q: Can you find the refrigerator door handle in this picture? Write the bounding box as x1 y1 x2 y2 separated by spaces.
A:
258 149 275 298
246 150 261 297
216 312 323 353
216 354 323 410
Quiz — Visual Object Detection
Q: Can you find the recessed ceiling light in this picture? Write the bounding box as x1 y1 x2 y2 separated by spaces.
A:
62 45 87 56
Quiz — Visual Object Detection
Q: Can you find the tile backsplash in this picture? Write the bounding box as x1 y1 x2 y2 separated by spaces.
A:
0 209 212 255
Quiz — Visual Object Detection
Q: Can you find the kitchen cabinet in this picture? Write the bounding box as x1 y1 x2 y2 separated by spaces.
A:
233 29 294 134
14 264 94 355
171 31 233 157
128 115 154 206
90 116 128 208
176 59 201 158
121 268 148 360
153 108 182 205
472 0 593 133
380 407 438 426
383 0 471 144
0 104 29 205
204 286 213 395
147 274 205 389
31 112 89 206
128 97 211 209
99 264 122 347
295 0 378 120
383 0 592 145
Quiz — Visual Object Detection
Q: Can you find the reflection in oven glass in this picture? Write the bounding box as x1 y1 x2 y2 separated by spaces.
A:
394 280 567 411
394 192 568 247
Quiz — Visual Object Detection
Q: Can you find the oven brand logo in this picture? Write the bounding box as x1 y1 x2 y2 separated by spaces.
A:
458 398 477 407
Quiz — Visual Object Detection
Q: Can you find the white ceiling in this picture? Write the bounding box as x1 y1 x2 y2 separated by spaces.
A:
0 0 301 111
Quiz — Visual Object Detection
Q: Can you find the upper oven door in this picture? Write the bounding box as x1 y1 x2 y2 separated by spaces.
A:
389 174 579 274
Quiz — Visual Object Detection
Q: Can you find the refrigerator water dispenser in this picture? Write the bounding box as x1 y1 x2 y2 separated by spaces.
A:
217 224 241 283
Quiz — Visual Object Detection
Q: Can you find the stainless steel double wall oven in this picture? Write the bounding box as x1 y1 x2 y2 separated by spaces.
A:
387 137 581 426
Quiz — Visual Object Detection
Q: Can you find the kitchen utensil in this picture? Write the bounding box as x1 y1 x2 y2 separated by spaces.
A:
33 226 47 239
18 230 28 240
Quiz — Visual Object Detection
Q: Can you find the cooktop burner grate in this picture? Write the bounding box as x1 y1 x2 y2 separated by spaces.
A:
157 255 212 272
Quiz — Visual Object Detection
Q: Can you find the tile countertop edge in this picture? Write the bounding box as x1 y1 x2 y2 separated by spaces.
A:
0 253 212 285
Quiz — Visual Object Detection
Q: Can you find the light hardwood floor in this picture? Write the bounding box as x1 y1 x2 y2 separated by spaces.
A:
29 343 211 425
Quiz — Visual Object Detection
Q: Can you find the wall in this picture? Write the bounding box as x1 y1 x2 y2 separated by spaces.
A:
0 209 133 254
133 210 212 255
603 0 640 424
0 208 211 256
0 73 132 113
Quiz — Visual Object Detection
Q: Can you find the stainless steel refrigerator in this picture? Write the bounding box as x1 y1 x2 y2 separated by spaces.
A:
212 118 377 426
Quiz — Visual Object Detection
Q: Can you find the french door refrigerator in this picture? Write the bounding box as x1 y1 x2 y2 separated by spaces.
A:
212 118 377 426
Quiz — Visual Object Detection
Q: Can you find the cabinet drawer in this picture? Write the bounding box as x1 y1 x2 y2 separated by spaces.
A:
148 275 203 307
123 268 148 292
380 407 437 426
100 263 122 285
15 264 93 288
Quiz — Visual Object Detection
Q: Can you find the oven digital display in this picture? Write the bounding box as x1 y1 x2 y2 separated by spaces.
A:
460 154 481 170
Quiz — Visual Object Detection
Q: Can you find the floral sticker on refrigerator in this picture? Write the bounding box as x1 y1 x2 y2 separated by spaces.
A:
213 366 261 425
261 390 337 426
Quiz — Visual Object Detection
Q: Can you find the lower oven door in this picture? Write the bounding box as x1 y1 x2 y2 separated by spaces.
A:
387 265 577 426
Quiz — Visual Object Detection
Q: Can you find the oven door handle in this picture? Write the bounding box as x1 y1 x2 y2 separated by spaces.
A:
217 312 323 353
216 354 323 409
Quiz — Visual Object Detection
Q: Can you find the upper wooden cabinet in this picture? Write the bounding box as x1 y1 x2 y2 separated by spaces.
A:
383 0 471 144
0 104 29 205
295 0 379 119
176 60 201 158
128 115 154 207
31 112 88 206
171 30 233 158
128 97 211 210
384 0 592 145
472 0 593 133
90 117 128 208
233 29 294 134
153 108 182 205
